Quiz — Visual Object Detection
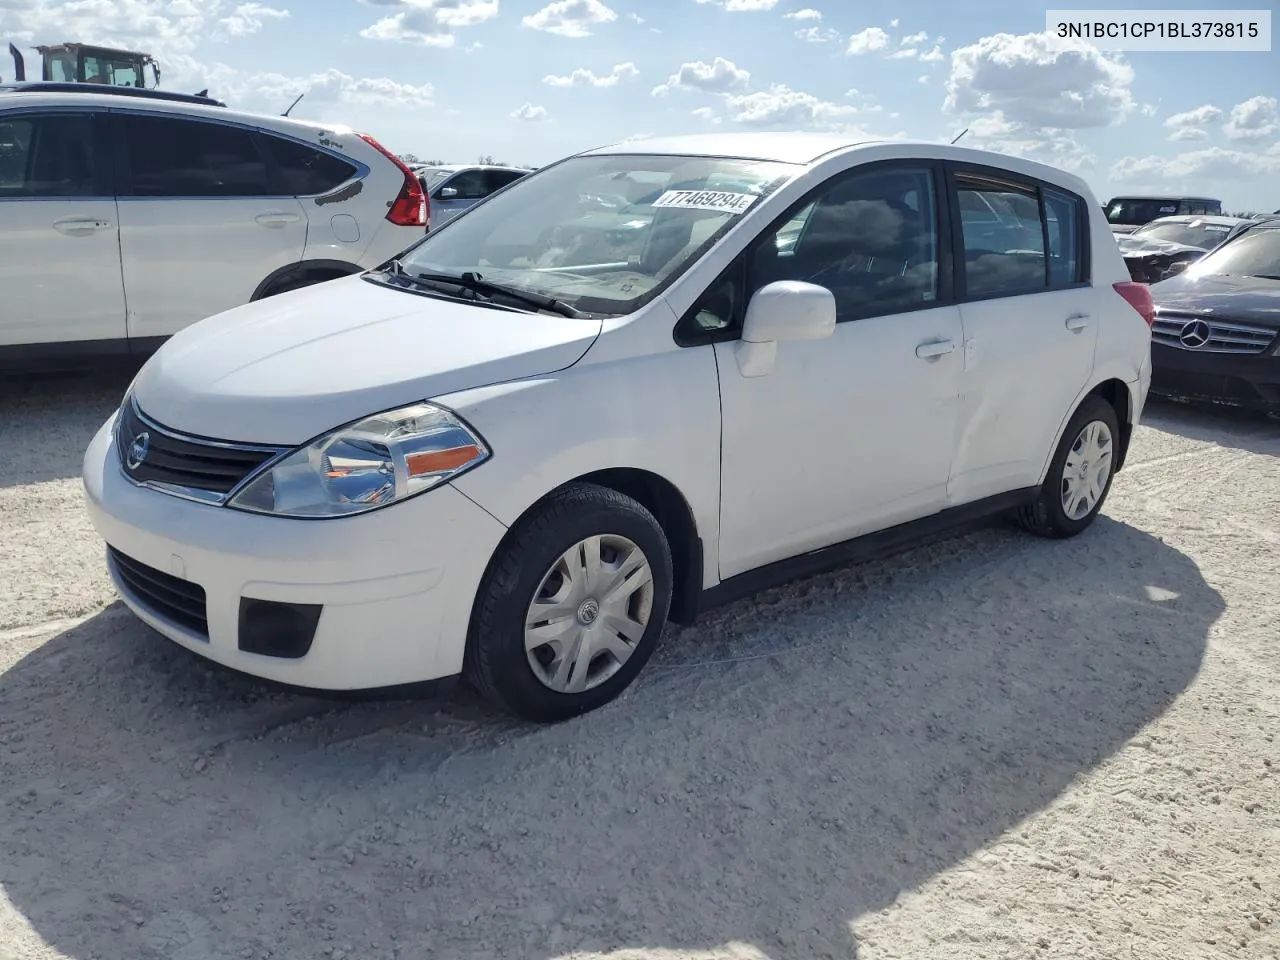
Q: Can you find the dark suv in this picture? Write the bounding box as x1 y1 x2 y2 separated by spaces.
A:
1104 195 1223 235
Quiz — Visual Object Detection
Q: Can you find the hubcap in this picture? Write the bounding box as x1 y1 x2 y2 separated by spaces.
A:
1060 419 1114 521
524 534 655 694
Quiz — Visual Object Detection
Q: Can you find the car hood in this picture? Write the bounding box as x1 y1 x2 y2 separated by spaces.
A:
1150 272 1280 329
1110 224 1140 235
1119 237 1205 257
130 275 603 445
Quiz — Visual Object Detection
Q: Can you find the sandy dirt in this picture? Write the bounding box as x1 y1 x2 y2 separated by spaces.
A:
0 369 1277 960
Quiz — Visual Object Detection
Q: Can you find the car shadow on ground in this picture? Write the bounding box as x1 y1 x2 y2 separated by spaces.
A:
0 518 1223 960
1143 395 1280 457
0 366 139 488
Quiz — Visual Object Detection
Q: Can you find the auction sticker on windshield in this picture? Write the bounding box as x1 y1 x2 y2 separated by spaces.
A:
652 190 759 214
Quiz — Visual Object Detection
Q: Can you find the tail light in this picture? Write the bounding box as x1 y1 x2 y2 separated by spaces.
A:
358 132 428 228
1113 280 1155 328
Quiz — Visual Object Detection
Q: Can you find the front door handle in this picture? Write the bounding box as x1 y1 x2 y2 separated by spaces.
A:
255 212 301 227
915 338 956 359
1065 312 1092 332
52 217 113 235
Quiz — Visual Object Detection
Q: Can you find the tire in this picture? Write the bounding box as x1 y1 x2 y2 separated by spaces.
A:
1017 395 1120 539
464 482 674 722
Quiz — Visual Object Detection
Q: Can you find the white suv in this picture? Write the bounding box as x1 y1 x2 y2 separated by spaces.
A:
82 134 1154 722
0 84 428 367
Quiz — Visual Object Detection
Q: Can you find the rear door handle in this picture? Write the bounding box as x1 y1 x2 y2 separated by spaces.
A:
52 217 113 235
1065 312 1092 332
915 338 956 359
255 212 301 227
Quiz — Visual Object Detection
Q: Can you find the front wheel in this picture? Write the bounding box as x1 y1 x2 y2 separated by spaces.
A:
1017 395 1120 538
464 483 673 722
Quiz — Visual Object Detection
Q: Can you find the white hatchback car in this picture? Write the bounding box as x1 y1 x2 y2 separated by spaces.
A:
0 83 428 368
82 133 1154 722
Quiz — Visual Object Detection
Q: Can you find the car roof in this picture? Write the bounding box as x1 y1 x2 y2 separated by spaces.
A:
1141 214 1246 226
1107 194 1221 202
582 132 870 164
0 85 356 141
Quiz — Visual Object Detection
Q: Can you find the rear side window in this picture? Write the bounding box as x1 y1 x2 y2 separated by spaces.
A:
485 169 526 192
0 113 106 198
262 135 357 195
955 174 1046 298
121 115 270 197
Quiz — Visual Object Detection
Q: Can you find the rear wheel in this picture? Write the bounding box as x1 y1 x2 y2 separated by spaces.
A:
1017 395 1120 539
464 483 673 722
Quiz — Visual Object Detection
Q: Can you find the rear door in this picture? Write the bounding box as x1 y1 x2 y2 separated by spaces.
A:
946 165 1098 504
0 109 124 347
113 110 307 341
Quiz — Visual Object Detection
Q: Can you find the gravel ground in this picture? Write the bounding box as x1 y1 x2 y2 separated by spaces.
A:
1 370 1277 960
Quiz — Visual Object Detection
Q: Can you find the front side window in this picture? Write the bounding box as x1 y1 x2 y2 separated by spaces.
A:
956 173 1046 298
0 113 103 198
747 165 940 323
395 153 798 316
122 115 270 197
440 169 488 200
82 53 143 87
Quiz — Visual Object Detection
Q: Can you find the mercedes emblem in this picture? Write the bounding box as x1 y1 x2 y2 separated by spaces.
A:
125 431 151 470
1178 319 1211 349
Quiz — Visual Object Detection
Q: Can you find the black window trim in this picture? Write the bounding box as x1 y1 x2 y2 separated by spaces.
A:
943 160 1092 304
0 106 115 201
106 107 369 200
674 157 956 348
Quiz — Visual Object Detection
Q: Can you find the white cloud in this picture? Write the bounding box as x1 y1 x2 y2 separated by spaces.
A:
889 17 899 27
1223 95 1279 141
918 74 929 84
628 12 644 23
783 7 822 19
522 0 617 37
724 83 858 126
846 27 889 54
359 0 498 46
651 56 750 96
217 2 288 38
1140 103 1158 117
1111 145 1280 185
1163 104 1223 142
235 67 435 110
694 0 778 9
918 44 944 62
795 26 839 42
542 62 639 87
888 48 918 59
511 102 551 121
691 106 721 124
901 30 927 45
946 31 1134 129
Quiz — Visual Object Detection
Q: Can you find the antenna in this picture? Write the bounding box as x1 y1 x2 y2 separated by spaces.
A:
950 128 969 145
283 92 304 117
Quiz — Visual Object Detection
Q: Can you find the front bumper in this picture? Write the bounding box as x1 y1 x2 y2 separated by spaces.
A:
1150 342 1280 411
81 414 508 690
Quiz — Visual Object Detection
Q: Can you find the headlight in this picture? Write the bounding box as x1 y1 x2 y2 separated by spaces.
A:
227 402 489 519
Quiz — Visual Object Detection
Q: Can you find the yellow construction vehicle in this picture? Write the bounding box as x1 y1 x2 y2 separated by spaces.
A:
6 41 160 88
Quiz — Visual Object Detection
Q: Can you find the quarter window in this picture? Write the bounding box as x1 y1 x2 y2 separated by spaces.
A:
955 174 1046 298
262 135 356 195
747 166 940 323
122 115 270 197
1043 187 1084 286
0 113 104 198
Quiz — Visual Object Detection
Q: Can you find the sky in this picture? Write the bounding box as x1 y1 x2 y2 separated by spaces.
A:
1 0 1278 211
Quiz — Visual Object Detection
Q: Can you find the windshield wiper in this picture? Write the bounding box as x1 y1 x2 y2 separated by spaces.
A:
407 270 589 319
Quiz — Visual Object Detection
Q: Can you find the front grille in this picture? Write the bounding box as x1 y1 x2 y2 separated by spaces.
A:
116 400 284 498
108 546 209 638
1152 312 1278 355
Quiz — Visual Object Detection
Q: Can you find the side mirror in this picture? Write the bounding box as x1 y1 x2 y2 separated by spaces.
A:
736 280 836 377
438 186 458 200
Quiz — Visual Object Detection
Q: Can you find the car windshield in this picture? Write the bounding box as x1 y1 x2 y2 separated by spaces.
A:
422 168 456 190
1132 220 1236 249
1188 228 1280 279
394 153 798 316
1106 198 1182 225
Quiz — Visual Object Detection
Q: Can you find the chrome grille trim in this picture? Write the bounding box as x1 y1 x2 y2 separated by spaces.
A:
115 398 290 505
1151 312 1278 355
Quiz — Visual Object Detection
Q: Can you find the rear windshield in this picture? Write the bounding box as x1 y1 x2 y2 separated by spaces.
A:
1131 219 1236 249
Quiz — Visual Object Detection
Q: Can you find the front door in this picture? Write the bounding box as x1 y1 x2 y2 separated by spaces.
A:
710 163 964 579
945 168 1100 503
113 111 307 340
0 110 125 347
